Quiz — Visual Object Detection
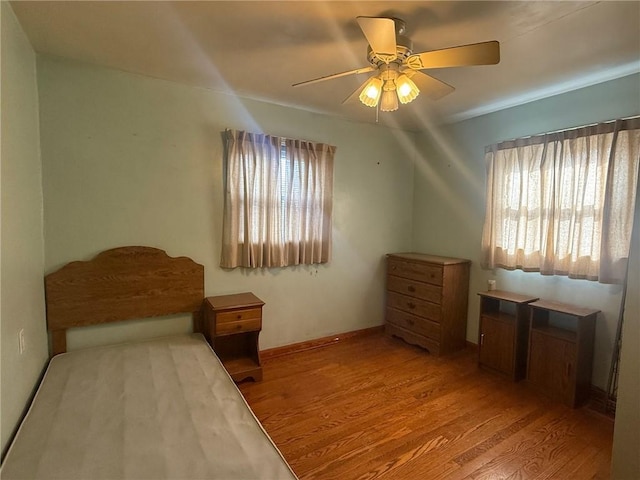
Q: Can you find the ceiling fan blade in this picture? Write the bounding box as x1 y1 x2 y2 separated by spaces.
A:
341 76 372 104
292 66 375 88
406 71 455 101
356 16 397 63
406 41 500 70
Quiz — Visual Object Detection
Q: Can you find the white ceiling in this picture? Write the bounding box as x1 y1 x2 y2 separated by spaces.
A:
10 1 640 131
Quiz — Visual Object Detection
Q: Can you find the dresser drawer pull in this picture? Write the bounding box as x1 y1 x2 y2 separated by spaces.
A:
405 318 415 326
407 286 416 293
407 302 416 309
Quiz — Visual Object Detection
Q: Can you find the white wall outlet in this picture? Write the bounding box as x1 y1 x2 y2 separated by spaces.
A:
18 329 25 354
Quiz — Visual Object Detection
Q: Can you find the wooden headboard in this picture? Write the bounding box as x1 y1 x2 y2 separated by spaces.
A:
45 246 204 356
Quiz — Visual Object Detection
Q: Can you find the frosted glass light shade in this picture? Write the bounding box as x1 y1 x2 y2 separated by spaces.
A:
358 77 383 107
380 89 398 112
396 74 420 104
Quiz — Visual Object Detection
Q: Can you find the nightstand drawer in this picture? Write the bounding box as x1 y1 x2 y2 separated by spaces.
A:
217 308 262 324
215 317 261 335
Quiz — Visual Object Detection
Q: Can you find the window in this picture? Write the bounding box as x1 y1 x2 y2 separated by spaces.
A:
481 118 640 283
220 129 336 268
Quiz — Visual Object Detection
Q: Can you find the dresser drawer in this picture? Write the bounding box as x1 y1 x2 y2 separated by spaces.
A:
387 258 443 286
387 292 442 323
387 275 442 304
386 308 440 340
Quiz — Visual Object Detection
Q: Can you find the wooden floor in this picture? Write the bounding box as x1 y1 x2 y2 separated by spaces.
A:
239 332 614 480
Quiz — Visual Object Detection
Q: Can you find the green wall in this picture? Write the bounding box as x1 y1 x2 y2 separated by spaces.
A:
36 55 415 352
0 2 48 454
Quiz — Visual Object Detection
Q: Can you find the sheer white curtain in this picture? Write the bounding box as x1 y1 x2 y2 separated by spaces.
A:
481 118 640 283
221 129 335 268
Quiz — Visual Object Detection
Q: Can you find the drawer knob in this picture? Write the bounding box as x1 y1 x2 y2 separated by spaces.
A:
407 286 416 293
406 318 415 326
237 314 242 319
408 302 416 309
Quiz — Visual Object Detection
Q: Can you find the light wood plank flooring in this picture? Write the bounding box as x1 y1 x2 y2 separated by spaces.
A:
239 332 614 480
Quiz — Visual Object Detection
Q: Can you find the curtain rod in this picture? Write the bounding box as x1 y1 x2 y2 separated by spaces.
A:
223 128 331 147
498 115 640 142
486 115 640 153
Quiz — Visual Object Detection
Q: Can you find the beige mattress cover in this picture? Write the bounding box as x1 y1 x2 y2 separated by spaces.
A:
1 334 297 480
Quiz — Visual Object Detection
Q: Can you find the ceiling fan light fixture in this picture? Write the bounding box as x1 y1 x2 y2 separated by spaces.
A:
359 76 383 107
380 85 399 112
396 74 420 104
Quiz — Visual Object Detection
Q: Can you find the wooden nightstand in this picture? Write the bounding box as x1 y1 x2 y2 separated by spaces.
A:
527 300 598 407
203 292 264 382
477 290 538 381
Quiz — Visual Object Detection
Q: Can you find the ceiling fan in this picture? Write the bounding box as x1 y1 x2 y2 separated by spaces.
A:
293 16 500 112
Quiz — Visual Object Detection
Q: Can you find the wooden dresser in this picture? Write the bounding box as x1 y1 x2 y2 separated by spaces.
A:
385 253 471 355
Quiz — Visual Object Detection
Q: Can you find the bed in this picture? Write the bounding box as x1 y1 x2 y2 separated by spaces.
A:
1 246 297 480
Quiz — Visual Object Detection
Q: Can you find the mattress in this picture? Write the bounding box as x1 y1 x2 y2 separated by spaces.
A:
1 334 297 480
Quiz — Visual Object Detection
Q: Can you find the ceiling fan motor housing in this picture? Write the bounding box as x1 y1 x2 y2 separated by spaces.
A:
367 33 413 67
